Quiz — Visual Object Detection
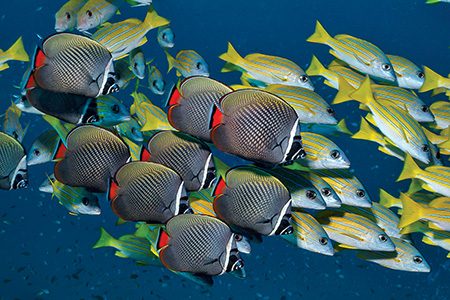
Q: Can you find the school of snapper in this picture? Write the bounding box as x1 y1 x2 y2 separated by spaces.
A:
0 0 449 286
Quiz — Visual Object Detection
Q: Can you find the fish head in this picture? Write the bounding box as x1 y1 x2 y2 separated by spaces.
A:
399 69 425 90
368 231 396 252
233 234 251 254
350 187 372 208
121 119 144 143
149 68 166 95
39 175 56 194
410 142 432 165
284 135 307 163
27 143 50 166
293 73 315 91
76 7 102 32
225 248 245 278
131 53 146 80
185 54 209 77
158 27 175 48
321 148 351 169
372 60 397 83
95 96 130 126
55 9 76 32
397 240 431 272
11 156 28 190
319 187 342 208
410 103 435 123
77 194 101 215
270 200 294 236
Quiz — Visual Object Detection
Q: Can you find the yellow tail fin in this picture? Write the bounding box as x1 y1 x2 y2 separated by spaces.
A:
349 77 375 106
336 118 352 135
400 221 428 234
93 227 118 249
306 55 327 77
333 77 357 104
306 21 332 44
422 127 447 145
218 42 244 69
397 154 422 182
143 7 170 30
419 66 442 93
398 193 427 228
165 51 176 73
5 37 29 62
352 117 384 144
379 189 401 209
0 63 9 71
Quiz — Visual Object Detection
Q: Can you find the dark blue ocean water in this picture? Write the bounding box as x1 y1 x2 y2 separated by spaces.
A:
0 0 449 299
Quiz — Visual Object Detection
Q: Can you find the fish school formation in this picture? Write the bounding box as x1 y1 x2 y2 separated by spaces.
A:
0 0 449 287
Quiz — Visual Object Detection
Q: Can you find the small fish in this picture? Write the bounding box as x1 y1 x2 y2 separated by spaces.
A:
125 0 152 7
167 76 232 141
299 132 350 169
27 130 60 166
307 21 396 83
157 26 175 48
115 118 144 143
166 50 209 77
129 48 145 79
210 89 306 165
108 161 190 223
157 214 246 282
282 211 334 256
0 37 29 72
220 42 313 90
14 93 43 115
0 132 28 190
76 0 120 32
398 193 450 232
53 125 130 193
55 0 88 32
386 55 425 90
51 180 101 215
398 155 450 197
141 131 216 191
130 92 172 131
430 101 450 130
93 8 169 59
419 66 450 93
93 227 161 266
302 119 353 137
3 103 28 143
114 58 136 89
189 189 217 217
357 237 430 272
94 95 130 126
39 174 56 193
296 171 342 208
27 33 118 98
401 222 450 255
269 167 326 210
147 64 165 95
317 211 395 251
213 166 293 237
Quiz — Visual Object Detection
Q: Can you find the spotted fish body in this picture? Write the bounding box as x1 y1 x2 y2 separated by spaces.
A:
143 131 215 192
213 166 293 236
54 125 130 193
210 89 305 165
167 76 232 142
0 132 28 190
109 161 188 224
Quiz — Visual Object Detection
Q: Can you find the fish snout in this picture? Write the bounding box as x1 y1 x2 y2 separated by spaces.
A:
12 174 28 190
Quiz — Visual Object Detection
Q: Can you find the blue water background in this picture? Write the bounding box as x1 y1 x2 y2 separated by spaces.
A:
0 0 449 299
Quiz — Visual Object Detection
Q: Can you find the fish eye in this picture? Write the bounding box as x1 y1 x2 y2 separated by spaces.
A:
134 62 138 69
321 188 332 197
233 260 244 271
82 197 89 206
422 144 429 152
421 105 429 112
417 71 425 79
382 64 391 71
33 149 40 157
378 234 388 243
196 62 202 70
162 33 167 40
330 150 341 159
131 127 137 135
319 237 328 245
306 190 317 200
356 189 365 198
152 80 157 87
65 12 71 20
234 234 243 242
327 107 335 115
12 131 18 139
112 104 120 113
86 10 93 17
300 75 309 83
413 256 423 264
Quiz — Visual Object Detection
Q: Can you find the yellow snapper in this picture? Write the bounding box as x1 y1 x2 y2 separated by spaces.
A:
317 211 395 251
357 237 430 272
219 42 314 90
55 0 88 32
3 103 28 143
92 8 169 59
166 50 209 78
307 21 396 83
282 211 334 256
296 171 342 208
0 37 29 72
419 66 450 93
130 92 172 132
386 55 425 90
76 0 120 32
348 78 432 164
299 132 350 169
398 155 450 197
401 222 450 258
430 101 450 130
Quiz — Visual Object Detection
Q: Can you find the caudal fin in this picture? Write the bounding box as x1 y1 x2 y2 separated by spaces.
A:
143 7 170 30
165 51 176 73
333 77 356 104
378 189 401 209
5 37 29 62
419 66 442 93
336 118 352 135
218 42 244 72
305 55 327 77
349 77 375 106
397 154 422 182
306 21 332 45
93 227 118 249
352 117 384 145
398 193 426 228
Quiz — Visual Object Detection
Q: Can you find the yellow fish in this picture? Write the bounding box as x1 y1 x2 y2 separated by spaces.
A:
0 37 29 72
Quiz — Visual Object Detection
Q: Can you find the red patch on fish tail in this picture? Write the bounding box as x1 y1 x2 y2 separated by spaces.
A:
53 140 67 160
212 177 226 197
209 105 223 130
166 86 181 107
140 147 151 161
108 178 120 202
157 228 170 250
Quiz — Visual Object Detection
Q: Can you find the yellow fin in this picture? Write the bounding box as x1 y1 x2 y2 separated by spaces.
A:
349 77 375 106
333 77 356 104
5 37 29 62
379 189 401 209
165 51 176 73
306 21 332 45
352 117 384 145
218 42 245 70
143 7 170 30
420 66 443 93
397 155 422 182
398 193 427 228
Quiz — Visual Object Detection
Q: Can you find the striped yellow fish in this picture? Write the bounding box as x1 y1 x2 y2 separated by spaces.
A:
166 50 209 78
307 21 396 83
398 193 450 231
316 211 395 251
0 37 29 72
400 222 449 258
130 92 172 132
386 55 425 90
430 101 450 130
296 171 342 208
3 102 28 143
282 211 334 256
219 42 314 90
50 179 101 215
357 237 430 272
299 132 350 169
122 137 142 161
379 189 402 209
419 66 450 93
92 8 169 59
398 155 450 197
347 77 432 164
76 0 119 32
